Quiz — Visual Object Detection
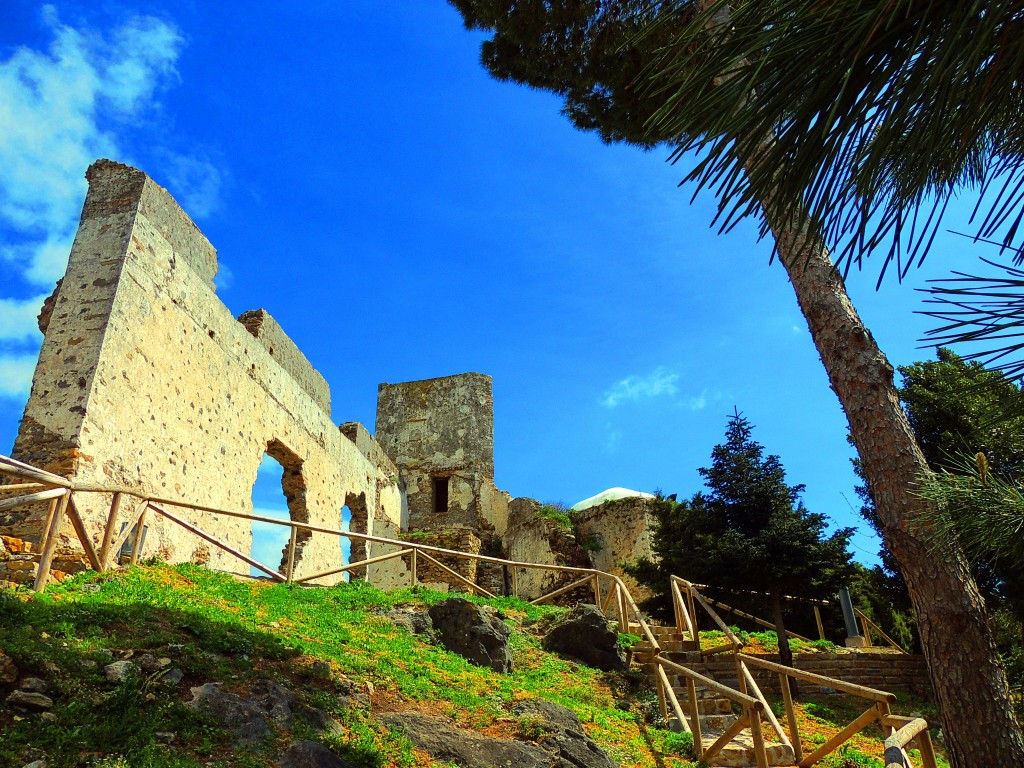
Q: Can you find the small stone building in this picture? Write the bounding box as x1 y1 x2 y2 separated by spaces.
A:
375 374 509 542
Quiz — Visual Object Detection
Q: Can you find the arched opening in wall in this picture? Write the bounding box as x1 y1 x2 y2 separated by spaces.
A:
249 440 309 578
341 491 368 580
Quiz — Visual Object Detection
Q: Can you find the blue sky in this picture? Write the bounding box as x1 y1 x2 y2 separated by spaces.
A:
0 2 992 567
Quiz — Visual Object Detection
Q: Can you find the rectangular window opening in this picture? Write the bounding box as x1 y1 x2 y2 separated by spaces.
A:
432 475 449 515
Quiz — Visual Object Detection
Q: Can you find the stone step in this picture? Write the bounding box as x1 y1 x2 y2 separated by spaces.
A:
701 735 795 767
633 639 699 652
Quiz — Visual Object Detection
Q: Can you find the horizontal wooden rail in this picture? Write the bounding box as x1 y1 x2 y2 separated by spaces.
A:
149 504 285 582
0 455 71 487
737 653 896 703
293 547 412 585
0 487 67 513
656 656 762 708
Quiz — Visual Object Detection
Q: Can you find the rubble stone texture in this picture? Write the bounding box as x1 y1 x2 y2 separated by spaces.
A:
573 496 658 602
375 374 509 541
6 160 403 584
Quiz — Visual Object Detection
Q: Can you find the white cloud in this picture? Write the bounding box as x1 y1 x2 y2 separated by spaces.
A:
601 366 680 408
214 261 235 292
0 295 46 341
0 353 38 399
0 6 183 286
682 389 708 411
160 152 225 220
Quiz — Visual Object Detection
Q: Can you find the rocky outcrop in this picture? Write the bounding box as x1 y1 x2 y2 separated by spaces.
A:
428 597 512 673
542 605 627 671
382 700 619 768
186 679 337 745
277 741 353 768
510 698 618 768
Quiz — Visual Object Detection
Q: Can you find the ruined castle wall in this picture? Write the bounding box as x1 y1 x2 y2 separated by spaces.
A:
375 374 504 537
10 160 402 583
573 497 657 602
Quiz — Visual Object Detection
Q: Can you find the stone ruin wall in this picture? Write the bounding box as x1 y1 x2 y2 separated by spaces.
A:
375 374 510 544
6 159 403 585
573 496 658 603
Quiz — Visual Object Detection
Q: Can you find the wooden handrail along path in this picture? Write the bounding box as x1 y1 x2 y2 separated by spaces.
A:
1 453 933 767
667 576 936 768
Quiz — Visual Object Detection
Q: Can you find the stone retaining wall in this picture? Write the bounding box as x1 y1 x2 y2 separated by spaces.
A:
692 651 931 696
0 535 88 589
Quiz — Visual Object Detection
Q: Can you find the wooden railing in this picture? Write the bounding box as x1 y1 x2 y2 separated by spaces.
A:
665 576 937 768
1 453 933 767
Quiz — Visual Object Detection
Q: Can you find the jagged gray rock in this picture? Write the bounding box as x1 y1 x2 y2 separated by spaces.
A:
511 698 618 768
20 677 47 692
383 705 620 768
428 597 512 673
6 690 54 710
380 712 549 768
541 605 627 671
186 679 339 745
104 660 139 683
277 741 354 768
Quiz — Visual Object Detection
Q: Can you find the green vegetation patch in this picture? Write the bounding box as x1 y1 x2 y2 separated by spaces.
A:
0 564 700 768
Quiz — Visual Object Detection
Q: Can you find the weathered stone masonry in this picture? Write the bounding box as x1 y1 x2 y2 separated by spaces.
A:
6 160 402 583
376 374 510 543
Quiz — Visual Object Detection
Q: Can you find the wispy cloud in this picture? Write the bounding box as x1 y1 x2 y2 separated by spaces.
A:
683 389 708 411
0 296 46 342
0 6 184 287
0 8 202 406
0 353 38 399
601 366 680 408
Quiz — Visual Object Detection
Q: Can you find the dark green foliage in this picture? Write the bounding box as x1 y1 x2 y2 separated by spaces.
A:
449 1 686 149
630 412 854 666
854 348 1024 703
641 1 1024 267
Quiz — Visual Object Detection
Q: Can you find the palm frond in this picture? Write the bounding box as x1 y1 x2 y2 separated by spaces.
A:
642 0 1024 274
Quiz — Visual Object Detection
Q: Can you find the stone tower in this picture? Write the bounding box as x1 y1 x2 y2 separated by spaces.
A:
375 373 508 540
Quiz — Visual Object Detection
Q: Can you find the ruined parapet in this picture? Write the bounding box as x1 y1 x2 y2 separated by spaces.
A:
400 526 482 592
572 496 658 602
8 159 404 584
239 310 331 414
502 498 588 600
375 373 508 540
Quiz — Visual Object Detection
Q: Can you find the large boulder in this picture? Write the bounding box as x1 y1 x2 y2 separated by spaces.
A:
277 741 353 768
511 698 618 768
187 679 337 745
542 605 627 671
382 704 620 768
428 597 512 673
380 713 550 768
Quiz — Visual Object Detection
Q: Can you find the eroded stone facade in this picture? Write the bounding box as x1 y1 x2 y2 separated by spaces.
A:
375 374 510 542
2 159 659 599
573 496 658 602
7 160 402 584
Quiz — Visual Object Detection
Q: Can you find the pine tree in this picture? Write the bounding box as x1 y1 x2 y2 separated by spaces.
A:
634 411 854 669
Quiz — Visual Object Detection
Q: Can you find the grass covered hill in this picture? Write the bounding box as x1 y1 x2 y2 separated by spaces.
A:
0 563 693 768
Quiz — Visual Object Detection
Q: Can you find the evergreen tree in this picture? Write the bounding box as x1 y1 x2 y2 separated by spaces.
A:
632 411 854 669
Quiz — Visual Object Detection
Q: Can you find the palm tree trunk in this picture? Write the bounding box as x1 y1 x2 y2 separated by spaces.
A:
763 205 1024 767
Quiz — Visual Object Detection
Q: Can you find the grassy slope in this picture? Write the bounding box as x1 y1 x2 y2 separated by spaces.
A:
0 564 694 768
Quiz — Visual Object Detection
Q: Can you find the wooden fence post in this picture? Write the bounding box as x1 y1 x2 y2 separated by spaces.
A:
98 492 123 571
33 491 70 592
